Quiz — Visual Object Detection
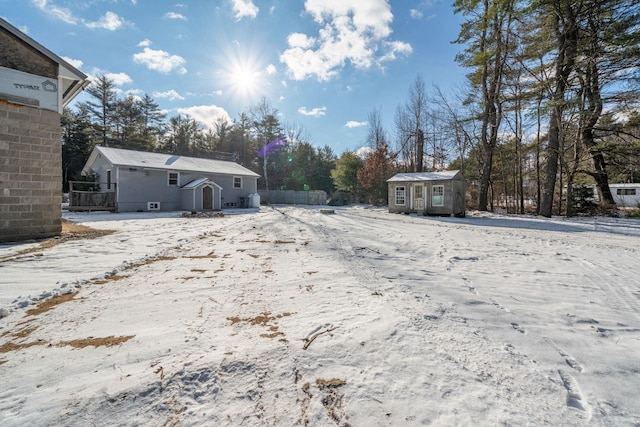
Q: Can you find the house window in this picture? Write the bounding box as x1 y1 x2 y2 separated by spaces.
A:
168 172 179 186
106 170 111 190
617 188 636 196
432 185 444 206
395 186 406 206
233 176 242 189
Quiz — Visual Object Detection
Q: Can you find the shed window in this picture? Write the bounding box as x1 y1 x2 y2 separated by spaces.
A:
432 185 444 206
233 177 242 189
617 188 636 196
395 186 406 206
106 170 111 190
168 172 179 186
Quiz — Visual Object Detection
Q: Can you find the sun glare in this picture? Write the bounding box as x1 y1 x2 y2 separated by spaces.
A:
232 67 259 96
220 48 264 100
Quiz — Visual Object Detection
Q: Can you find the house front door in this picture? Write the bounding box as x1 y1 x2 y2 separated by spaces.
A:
202 186 213 210
412 184 425 210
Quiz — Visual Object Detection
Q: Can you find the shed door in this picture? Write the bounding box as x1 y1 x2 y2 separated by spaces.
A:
413 184 424 210
202 186 213 210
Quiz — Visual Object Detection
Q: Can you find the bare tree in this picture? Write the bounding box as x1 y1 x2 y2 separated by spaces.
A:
366 108 388 150
395 75 428 172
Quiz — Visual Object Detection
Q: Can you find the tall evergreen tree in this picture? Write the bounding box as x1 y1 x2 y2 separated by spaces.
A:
79 74 118 147
61 106 96 192
454 0 517 211
139 93 166 150
332 151 365 195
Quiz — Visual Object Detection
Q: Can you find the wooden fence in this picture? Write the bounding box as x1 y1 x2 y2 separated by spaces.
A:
68 182 117 211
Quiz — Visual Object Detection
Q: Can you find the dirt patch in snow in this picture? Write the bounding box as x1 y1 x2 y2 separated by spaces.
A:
26 292 78 316
0 220 115 262
0 335 135 353
59 335 135 349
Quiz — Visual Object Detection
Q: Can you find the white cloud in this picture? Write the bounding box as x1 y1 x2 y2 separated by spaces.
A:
298 106 327 117
133 47 187 74
137 39 152 47
177 105 232 130
61 56 83 70
287 33 316 49
345 120 367 128
17 24 30 34
164 12 187 20
31 0 78 24
410 9 424 19
379 40 413 62
85 11 128 30
153 89 185 101
355 146 373 158
124 89 143 102
266 64 277 75
280 0 412 81
231 0 259 20
105 72 133 86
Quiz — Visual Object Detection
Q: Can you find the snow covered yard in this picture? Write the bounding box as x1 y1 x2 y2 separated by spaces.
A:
1 206 639 426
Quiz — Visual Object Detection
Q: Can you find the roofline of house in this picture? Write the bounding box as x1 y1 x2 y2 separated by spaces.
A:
84 146 261 178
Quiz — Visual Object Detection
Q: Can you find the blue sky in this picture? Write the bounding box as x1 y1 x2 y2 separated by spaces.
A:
2 0 466 155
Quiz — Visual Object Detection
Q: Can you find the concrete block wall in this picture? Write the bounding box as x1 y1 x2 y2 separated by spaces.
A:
0 99 62 242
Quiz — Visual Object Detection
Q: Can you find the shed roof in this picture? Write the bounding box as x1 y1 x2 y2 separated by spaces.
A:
0 17 88 107
387 170 463 182
84 146 260 178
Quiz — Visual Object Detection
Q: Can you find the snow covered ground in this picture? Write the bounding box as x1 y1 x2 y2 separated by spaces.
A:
1 206 639 426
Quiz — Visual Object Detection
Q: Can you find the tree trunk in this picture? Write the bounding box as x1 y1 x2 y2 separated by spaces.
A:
540 0 579 217
541 105 562 217
478 148 494 210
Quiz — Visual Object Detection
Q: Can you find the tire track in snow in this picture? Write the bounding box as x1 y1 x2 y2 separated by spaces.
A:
575 257 640 320
281 208 573 424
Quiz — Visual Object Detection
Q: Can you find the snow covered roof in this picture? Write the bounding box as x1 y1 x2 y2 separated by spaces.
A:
182 178 222 189
609 183 640 188
85 146 260 177
387 170 463 182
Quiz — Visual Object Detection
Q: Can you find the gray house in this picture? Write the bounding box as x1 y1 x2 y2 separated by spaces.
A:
387 170 466 217
73 146 260 212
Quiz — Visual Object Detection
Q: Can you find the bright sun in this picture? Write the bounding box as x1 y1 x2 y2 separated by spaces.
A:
232 68 259 96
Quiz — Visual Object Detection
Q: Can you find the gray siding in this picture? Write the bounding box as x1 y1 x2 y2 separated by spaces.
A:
388 174 466 216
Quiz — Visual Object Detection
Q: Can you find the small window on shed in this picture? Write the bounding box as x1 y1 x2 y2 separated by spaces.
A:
617 188 636 196
233 177 242 189
395 186 406 206
106 170 111 190
168 172 179 186
432 185 444 206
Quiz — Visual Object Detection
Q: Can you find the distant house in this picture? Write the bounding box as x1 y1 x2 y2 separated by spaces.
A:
609 183 640 208
71 146 260 212
387 170 466 217
0 17 88 242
